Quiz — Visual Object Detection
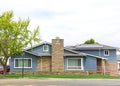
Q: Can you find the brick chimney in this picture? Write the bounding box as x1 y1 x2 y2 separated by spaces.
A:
51 37 64 73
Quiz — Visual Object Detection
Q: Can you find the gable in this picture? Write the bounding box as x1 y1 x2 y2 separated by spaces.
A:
27 44 52 55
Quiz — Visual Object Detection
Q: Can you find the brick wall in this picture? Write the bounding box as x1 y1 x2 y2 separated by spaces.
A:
105 61 117 76
37 56 51 72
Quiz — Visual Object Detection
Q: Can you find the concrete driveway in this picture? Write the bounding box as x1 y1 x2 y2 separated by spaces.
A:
0 78 120 86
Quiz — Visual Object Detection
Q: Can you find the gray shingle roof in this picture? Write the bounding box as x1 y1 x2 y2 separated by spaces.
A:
66 44 116 50
23 42 107 59
24 41 86 57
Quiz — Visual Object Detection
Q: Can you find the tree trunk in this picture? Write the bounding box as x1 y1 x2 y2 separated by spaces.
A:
2 65 7 78
2 58 8 78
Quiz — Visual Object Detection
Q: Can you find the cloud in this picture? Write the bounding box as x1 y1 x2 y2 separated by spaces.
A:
0 0 120 47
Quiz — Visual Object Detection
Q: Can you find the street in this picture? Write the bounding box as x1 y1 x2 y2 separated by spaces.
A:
0 78 120 86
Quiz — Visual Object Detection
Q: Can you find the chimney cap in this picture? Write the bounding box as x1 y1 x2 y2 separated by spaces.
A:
56 37 60 39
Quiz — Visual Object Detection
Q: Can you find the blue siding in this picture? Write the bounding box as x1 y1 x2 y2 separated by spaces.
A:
100 50 116 62
64 56 97 70
77 49 116 62
10 53 37 72
78 50 100 56
84 56 97 70
28 44 77 55
28 44 52 55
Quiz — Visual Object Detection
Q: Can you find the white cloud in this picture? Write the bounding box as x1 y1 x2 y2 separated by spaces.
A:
0 0 120 47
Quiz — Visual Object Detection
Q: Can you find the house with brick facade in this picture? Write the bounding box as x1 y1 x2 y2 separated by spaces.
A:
10 37 117 75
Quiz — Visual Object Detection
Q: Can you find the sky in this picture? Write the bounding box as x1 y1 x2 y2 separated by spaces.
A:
0 0 120 47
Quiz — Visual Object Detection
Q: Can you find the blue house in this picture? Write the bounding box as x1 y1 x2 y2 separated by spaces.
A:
10 37 117 75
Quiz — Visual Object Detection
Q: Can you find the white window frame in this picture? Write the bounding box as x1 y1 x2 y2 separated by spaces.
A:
104 50 109 56
67 58 84 70
14 58 32 68
43 45 49 52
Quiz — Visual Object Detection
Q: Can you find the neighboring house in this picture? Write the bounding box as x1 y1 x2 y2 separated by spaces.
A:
10 37 117 76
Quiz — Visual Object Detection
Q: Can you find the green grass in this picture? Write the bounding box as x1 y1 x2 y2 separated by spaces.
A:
0 74 120 79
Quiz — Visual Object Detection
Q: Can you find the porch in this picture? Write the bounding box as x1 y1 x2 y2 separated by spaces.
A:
97 58 117 76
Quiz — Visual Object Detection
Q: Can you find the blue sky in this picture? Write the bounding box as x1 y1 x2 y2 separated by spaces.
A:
1 0 120 47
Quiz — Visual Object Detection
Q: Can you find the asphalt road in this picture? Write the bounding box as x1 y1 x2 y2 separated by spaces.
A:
0 78 120 86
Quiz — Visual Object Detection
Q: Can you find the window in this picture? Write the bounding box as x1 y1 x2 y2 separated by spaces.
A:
43 45 48 52
104 50 109 56
67 58 83 70
14 58 32 68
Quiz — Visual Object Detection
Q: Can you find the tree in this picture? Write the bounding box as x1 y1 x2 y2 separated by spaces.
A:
84 38 99 44
0 11 41 77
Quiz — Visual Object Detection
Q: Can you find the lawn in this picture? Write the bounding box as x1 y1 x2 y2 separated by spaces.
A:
0 74 120 79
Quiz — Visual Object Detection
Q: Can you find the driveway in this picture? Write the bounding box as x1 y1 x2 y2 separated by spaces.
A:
0 78 120 86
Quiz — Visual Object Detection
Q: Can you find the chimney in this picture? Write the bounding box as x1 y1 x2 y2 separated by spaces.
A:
51 37 64 73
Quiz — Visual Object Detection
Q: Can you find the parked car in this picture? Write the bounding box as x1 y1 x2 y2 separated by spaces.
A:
0 65 10 74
